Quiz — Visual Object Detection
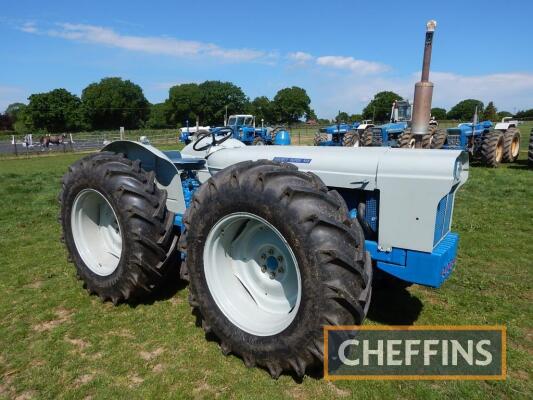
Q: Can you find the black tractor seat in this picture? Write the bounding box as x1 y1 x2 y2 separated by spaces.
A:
162 150 206 170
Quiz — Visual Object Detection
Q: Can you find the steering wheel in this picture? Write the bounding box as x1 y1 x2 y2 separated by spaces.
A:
192 127 233 151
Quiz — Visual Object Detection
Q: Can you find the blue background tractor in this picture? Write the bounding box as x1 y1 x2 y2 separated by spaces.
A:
435 119 519 167
313 122 361 147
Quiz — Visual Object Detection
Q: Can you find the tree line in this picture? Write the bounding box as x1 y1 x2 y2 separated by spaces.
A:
0 78 315 134
1 78 530 134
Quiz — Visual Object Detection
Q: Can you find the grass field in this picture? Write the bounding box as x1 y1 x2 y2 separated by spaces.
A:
0 131 532 399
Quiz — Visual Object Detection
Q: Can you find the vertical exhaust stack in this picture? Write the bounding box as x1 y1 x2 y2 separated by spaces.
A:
411 20 437 139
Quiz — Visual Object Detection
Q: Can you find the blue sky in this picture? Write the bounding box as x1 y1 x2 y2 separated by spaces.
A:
1 0 532 118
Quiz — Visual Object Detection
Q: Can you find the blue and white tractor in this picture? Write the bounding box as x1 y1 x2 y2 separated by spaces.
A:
434 117 520 167
58 19 468 378
180 114 291 146
313 122 361 147
59 118 468 378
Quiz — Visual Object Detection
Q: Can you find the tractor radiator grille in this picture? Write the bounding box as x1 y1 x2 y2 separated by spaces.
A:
447 134 460 147
365 194 378 232
434 193 454 245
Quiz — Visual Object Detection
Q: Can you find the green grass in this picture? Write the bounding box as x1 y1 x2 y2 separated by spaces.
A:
0 139 532 399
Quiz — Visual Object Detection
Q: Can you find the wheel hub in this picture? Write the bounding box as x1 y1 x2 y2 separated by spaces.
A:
203 212 301 336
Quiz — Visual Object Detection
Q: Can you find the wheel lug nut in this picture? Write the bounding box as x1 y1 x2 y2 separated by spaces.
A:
277 256 283 262
261 253 266 259
268 248 274 255
278 266 284 273
269 272 276 279
261 265 267 273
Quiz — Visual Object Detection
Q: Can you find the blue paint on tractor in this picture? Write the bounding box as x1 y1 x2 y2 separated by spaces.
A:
272 157 311 164
274 130 291 145
266 256 278 271
368 233 459 288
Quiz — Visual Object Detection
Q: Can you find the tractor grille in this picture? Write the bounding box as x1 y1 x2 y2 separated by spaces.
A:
372 128 382 145
434 193 455 245
365 194 378 232
447 134 460 147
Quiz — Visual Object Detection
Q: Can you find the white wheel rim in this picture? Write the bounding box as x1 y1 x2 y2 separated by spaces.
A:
203 212 301 336
71 189 122 276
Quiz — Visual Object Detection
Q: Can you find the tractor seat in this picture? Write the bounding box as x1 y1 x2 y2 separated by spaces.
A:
162 150 206 169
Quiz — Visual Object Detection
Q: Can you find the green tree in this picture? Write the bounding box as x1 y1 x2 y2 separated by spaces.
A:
306 108 318 122
5 103 26 122
447 99 484 121
272 86 311 124
431 107 447 120
198 81 248 125
81 77 149 130
145 102 172 129
25 89 85 132
336 111 350 122
362 91 402 122
483 101 497 121
167 83 203 126
249 96 274 124
349 114 363 123
515 109 533 119
496 111 513 120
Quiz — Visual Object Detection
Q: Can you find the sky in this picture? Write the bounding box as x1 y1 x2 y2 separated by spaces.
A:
1 0 532 118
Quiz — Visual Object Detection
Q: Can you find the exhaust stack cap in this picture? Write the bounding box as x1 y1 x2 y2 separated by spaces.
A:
426 20 437 32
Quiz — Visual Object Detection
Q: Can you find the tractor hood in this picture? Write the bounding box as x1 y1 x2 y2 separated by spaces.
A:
206 145 469 253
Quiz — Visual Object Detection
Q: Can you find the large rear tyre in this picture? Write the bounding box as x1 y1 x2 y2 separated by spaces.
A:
431 128 447 149
398 130 415 148
361 127 373 146
59 152 178 304
481 131 504 167
502 128 520 163
179 160 372 378
313 132 327 146
342 131 360 147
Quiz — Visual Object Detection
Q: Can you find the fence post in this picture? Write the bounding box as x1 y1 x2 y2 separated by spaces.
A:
12 135 18 156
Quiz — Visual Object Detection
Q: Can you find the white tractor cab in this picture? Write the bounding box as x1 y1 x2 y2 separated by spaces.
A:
494 117 519 132
226 114 256 127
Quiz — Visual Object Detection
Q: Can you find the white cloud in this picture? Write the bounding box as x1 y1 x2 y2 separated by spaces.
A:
296 71 533 118
287 51 313 63
19 22 37 33
430 72 533 111
316 55 390 74
35 23 267 62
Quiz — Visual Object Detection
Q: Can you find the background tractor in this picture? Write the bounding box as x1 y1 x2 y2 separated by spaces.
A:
180 114 291 146
313 121 361 146
357 119 375 145
431 110 520 167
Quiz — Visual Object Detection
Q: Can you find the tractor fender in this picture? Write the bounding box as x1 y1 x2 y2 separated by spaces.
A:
102 140 186 214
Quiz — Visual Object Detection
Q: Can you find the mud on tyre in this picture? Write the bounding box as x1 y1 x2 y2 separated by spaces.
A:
59 152 178 304
179 160 372 378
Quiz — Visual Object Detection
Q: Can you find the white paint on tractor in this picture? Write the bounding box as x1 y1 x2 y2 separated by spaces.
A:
71 189 122 276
